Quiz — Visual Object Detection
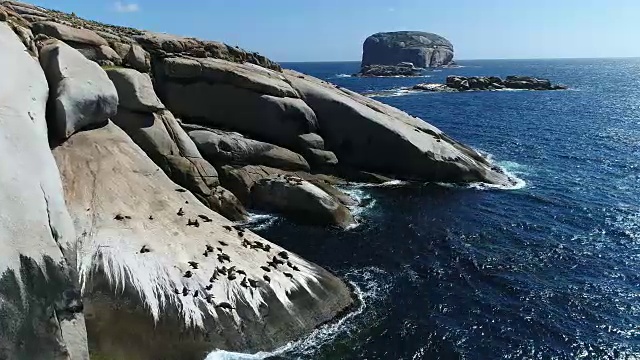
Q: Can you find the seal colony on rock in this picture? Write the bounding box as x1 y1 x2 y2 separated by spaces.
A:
0 1 518 358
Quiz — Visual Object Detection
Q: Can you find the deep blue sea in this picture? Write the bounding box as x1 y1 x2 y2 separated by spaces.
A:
212 59 640 359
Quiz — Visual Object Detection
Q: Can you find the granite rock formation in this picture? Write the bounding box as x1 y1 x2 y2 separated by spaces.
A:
361 31 454 70
413 75 568 92
0 1 519 358
356 63 423 77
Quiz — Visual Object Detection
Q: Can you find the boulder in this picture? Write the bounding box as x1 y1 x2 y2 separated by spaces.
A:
124 43 150 72
32 21 108 47
467 76 491 90
158 79 318 149
284 69 515 185
188 129 310 171
297 133 325 150
106 67 164 112
74 43 122 66
218 164 351 205
155 59 320 147
52 122 354 357
159 57 299 98
218 165 288 203
446 75 470 90
111 108 248 221
0 22 88 360
39 40 118 141
361 31 454 68
251 176 355 228
109 41 131 59
304 148 339 167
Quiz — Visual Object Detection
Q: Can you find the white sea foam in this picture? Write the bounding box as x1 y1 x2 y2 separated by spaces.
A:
365 87 419 98
205 267 390 360
336 186 379 230
240 212 279 231
464 158 528 190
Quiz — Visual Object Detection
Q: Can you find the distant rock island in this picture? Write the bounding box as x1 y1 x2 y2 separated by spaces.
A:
356 31 455 76
413 75 568 92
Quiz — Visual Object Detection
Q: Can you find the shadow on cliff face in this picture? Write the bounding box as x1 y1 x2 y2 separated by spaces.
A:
0 255 83 360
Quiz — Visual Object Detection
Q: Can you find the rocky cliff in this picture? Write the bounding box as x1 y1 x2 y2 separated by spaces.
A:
361 31 455 68
0 1 514 359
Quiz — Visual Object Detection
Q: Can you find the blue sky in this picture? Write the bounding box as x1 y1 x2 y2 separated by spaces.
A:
29 0 640 62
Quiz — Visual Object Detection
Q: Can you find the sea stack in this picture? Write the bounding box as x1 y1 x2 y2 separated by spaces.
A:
359 31 455 76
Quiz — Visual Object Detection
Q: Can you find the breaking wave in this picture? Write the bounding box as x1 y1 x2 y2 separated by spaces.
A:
205 267 391 360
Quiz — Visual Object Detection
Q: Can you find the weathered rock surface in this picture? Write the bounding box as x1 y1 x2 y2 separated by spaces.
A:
188 128 311 171
39 39 118 141
217 164 355 209
73 43 122 66
252 176 355 228
159 57 298 97
112 107 248 221
134 31 281 71
297 133 325 150
53 122 354 358
0 21 88 360
32 21 108 47
156 57 318 148
361 31 454 69
106 67 164 112
284 69 515 185
305 148 339 166
124 43 150 72
356 63 422 77
412 75 568 92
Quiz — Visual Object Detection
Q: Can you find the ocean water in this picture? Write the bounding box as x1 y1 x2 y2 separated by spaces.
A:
211 59 640 359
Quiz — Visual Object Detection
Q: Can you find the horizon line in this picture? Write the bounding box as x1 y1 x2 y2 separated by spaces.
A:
279 55 640 63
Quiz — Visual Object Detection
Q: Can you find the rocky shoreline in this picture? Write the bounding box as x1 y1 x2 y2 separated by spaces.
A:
0 1 517 359
414 75 568 92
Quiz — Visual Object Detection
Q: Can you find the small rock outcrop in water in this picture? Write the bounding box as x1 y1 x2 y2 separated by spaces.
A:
413 75 568 92
355 62 423 77
0 1 517 358
360 31 454 72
